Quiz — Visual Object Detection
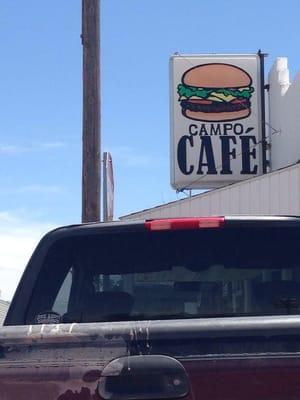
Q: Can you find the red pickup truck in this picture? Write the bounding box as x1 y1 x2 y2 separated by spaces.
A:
1 216 300 399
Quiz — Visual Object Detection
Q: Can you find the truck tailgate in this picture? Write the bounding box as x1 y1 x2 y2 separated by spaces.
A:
0 323 129 399
1 317 300 399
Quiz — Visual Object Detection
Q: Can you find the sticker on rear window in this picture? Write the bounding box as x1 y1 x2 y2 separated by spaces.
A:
35 311 61 324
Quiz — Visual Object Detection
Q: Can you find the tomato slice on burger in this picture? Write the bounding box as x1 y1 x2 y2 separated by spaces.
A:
188 99 212 104
231 98 247 104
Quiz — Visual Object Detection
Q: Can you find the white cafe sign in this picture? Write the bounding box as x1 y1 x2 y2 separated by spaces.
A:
170 54 263 189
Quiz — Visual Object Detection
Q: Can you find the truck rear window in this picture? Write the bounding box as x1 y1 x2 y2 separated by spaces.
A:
25 227 300 324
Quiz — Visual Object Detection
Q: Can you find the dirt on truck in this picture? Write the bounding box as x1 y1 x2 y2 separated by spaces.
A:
1 216 300 399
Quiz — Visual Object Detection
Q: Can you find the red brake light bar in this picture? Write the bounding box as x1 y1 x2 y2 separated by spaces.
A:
145 217 225 231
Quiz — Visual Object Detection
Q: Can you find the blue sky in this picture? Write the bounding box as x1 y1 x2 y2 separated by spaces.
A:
1 0 300 299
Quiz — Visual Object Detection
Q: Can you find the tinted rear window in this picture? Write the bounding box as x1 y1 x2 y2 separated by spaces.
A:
25 227 300 324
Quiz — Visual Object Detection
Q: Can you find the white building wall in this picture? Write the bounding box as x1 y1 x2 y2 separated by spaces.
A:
269 58 300 170
121 162 300 220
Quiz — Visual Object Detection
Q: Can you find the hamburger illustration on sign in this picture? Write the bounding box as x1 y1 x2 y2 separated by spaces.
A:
177 63 254 122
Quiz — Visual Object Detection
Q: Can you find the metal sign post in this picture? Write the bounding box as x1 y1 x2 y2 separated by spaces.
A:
103 152 114 222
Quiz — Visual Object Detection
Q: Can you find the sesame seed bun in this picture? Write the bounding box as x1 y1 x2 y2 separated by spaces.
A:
182 63 252 89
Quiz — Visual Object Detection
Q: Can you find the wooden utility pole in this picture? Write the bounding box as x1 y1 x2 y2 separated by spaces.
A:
81 0 101 222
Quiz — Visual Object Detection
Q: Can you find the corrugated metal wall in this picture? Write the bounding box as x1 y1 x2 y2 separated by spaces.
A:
121 163 300 220
0 300 9 325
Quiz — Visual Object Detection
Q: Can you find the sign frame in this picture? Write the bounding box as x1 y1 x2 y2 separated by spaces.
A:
170 53 264 190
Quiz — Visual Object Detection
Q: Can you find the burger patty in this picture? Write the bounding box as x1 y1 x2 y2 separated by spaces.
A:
180 99 250 113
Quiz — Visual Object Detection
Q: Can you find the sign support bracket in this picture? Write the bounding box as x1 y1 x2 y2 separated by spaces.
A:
258 49 268 174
